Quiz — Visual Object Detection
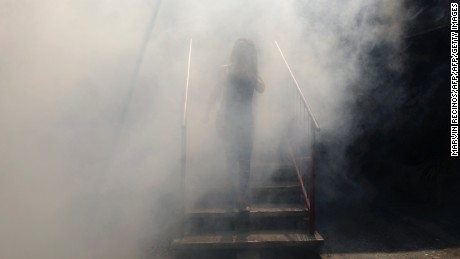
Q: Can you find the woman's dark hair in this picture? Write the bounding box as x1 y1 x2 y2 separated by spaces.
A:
229 38 258 82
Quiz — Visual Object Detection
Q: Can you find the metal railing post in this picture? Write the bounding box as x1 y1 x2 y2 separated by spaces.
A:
180 124 186 235
309 125 316 235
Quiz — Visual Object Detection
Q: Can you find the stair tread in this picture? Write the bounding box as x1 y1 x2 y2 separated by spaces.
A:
172 230 323 249
251 182 300 189
250 156 311 165
200 181 300 192
188 204 307 217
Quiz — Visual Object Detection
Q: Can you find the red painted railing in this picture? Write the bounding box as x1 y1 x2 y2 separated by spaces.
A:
181 38 193 235
275 41 320 235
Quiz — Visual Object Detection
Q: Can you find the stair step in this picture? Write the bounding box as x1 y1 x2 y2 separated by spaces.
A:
250 156 311 165
251 182 300 190
250 156 311 169
251 167 305 182
185 204 309 233
194 181 301 193
188 204 307 218
192 182 303 208
171 230 324 250
251 182 302 202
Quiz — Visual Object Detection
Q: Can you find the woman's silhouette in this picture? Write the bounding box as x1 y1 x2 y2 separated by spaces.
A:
208 38 264 211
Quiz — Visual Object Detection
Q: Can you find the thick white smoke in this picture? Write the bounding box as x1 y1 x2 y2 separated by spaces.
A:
0 0 405 258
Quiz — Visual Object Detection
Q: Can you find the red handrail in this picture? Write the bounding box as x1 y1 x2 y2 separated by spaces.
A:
288 141 311 210
181 39 192 236
275 41 320 131
182 38 193 128
276 40 319 235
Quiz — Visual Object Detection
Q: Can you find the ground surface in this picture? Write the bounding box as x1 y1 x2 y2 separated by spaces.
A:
316 203 460 259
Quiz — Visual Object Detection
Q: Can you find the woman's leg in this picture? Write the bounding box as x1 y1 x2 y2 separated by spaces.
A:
225 146 238 208
238 154 251 210
237 122 253 211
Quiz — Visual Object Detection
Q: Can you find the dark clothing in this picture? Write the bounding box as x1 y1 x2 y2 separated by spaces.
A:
216 73 256 205
221 76 255 116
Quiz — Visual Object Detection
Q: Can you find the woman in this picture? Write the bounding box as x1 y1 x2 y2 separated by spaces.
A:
208 38 265 211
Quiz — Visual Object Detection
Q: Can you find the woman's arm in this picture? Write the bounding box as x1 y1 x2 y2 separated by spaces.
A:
255 75 265 93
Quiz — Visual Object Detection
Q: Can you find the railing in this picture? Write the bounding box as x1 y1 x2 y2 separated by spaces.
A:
181 38 193 234
275 41 320 235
